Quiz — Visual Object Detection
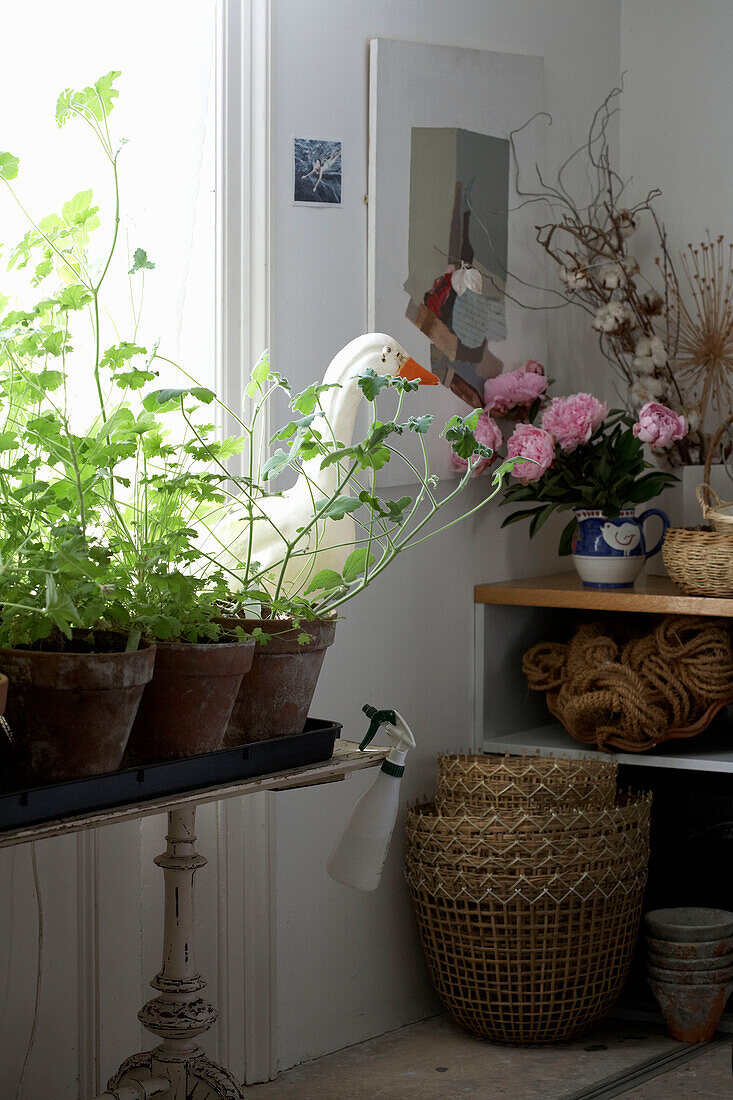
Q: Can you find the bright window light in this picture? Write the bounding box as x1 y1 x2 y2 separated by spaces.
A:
0 1 217 423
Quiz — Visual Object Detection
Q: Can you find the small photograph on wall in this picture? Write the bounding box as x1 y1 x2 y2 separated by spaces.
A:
293 138 342 205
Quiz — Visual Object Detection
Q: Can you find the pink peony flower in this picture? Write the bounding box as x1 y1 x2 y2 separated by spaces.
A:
483 367 548 417
633 402 687 448
522 360 545 375
507 424 556 483
451 413 503 476
541 392 608 453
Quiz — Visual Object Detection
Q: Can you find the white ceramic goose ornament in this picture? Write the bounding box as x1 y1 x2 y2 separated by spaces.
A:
222 333 437 597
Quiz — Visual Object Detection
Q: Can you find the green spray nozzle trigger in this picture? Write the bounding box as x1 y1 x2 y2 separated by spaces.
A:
359 704 398 751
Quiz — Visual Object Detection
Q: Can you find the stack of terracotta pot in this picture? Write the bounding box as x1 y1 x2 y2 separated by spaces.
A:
645 907 733 1041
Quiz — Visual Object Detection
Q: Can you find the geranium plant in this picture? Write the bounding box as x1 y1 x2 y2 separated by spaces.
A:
0 72 252 647
198 353 519 621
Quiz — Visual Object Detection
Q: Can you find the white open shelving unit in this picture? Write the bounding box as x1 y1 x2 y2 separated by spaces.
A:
482 721 733 774
474 570 733 771
474 571 733 1033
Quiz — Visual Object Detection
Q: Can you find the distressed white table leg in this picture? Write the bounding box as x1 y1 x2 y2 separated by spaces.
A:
103 806 246 1100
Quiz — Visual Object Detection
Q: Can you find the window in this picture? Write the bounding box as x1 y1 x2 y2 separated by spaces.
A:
0 1 217 419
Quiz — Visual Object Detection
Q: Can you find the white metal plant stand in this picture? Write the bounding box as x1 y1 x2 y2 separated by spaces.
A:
1 741 387 1099
102 806 243 1100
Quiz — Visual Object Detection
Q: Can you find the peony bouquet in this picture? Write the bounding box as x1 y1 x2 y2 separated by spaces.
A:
449 360 687 553
500 380 686 554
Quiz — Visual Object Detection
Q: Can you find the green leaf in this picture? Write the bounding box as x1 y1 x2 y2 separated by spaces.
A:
95 71 121 116
62 190 99 228
342 547 375 583
406 414 433 434
101 342 147 371
37 370 64 391
0 152 19 181
313 495 361 521
143 386 214 411
129 247 155 274
245 351 271 397
292 382 340 415
304 568 344 595
558 516 578 556
57 71 121 126
357 368 391 401
261 448 291 482
529 503 556 537
385 495 412 523
58 284 93 311
443 410 481 458
271 413 317 442
500 506 544 529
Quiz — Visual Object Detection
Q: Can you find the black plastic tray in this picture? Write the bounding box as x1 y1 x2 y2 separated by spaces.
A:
0 718 341 835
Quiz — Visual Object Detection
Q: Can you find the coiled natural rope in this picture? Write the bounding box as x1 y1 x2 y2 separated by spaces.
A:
522 616 733 751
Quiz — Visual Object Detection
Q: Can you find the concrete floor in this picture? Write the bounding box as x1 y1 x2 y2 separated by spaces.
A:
247 1015 732 1098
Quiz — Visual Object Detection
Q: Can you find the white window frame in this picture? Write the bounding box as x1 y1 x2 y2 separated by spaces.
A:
216 0 277 1085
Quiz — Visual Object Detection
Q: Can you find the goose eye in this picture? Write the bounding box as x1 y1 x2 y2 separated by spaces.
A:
381 345 391 359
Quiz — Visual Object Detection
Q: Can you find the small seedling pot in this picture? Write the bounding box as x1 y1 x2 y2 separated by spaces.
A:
221 617 336 745
648 977 733 1042
645 907 733 942
122 636 256 765
646 934 733 960
0 633 156 783
647 952 733 972
647 961 733 985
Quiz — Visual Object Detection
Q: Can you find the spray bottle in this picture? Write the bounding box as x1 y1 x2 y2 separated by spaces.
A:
326 704 415 892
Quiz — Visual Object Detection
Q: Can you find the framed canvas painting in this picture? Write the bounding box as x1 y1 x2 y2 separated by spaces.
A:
368 39 546 483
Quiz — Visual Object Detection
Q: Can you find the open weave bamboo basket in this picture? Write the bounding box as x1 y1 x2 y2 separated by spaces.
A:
436 752 618 812
406 755 650 1043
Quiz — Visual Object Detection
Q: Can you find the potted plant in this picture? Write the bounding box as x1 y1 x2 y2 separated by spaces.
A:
500 392 687 588
0 72 256 775
196 343 519 742
100 390 257 764
0 76 165 782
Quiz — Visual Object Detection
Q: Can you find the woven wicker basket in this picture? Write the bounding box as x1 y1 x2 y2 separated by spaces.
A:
697 416 733 532
662 526 733 596
405 792 650 1043
407 801 651 896
436 752 618 813
407 882 645 1043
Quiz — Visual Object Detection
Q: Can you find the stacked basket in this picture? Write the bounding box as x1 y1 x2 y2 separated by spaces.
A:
405 752 651 1043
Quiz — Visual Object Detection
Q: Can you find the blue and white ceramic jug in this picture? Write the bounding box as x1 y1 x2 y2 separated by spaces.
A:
571 507 670 589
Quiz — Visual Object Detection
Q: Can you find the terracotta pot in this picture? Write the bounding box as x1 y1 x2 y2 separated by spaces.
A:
648 977 733 1042
0 635 156 783
221 617 336 745
123 637 256 765
647 961 733 985
647 952 733 973
646 934 733 960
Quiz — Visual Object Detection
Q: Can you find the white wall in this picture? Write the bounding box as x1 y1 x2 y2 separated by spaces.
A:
621 1 733 242
269 0 622 1072
0 3 631 1095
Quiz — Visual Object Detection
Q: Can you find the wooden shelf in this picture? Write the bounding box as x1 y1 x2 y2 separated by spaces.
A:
482 722 733 774
475 571 733 617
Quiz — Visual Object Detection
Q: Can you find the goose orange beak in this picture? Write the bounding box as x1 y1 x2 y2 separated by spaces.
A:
398 356 439 386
